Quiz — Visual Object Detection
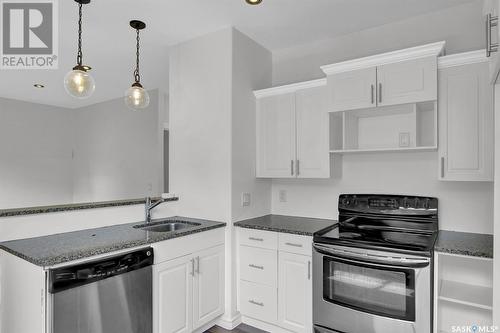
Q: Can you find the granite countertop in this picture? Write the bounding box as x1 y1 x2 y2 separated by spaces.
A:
0 216 225 267
234 214 337 236
434 230 493 258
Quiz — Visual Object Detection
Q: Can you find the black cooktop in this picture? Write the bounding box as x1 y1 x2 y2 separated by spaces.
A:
314 194 439 256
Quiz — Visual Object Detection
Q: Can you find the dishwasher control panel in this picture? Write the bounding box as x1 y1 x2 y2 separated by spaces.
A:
49 247 154 293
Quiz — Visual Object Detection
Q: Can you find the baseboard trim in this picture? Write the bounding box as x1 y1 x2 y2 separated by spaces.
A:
216 312 243 330
241 316 295 333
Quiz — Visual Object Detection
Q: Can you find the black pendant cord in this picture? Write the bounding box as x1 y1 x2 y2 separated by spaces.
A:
76 2 83 67
134 29 141 84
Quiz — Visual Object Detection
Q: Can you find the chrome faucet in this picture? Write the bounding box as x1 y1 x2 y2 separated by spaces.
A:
145 196 167 224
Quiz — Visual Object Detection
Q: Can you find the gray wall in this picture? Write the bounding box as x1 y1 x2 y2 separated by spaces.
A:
272 0 485 86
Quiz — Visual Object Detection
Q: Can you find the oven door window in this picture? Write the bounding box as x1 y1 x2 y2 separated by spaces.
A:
323 257 415 321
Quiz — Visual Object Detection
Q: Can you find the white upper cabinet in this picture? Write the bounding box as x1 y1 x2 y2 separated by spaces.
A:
295 85 330 178
327 68 376 112
322 42 445 112
255 79 330 179
484 0 500 82
438 53 494 181
256 92 296 178
377 57 437 106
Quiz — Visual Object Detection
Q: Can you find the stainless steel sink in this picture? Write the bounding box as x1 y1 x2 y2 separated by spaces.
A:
134 220 201 233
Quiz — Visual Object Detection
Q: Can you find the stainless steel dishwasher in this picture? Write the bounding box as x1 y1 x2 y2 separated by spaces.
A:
48 247 154 333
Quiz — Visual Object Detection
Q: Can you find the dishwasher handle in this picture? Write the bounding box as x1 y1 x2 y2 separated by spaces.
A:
49 247 154 294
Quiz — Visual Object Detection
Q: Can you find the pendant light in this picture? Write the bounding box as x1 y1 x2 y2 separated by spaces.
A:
64 0 95 99
124 20 150 110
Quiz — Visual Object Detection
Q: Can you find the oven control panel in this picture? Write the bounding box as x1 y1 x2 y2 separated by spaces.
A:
339 194 438 214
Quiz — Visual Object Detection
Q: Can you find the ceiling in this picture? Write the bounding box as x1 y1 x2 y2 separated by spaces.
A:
0 0 476 109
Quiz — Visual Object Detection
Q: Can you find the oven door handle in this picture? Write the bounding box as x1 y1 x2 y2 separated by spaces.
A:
313 244 430 268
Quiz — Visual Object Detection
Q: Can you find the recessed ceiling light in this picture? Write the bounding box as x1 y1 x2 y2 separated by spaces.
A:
245 0 262 5
34 84 45 88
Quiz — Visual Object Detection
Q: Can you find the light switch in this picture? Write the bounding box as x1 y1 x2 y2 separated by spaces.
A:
399 132 410 147
241 193 251 207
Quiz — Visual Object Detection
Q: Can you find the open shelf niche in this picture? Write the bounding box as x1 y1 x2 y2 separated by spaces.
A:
434 252 493 333
330 101 437 154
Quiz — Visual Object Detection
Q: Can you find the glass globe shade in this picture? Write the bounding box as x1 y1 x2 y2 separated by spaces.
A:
64 69 95 99
125 85 150 110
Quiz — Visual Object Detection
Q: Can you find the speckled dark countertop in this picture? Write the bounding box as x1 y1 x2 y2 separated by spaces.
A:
0 216 225 267
434 230 493 258
234 214 337 236
0 197 178 217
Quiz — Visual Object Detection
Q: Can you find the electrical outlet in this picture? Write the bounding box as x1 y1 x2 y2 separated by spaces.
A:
279 190 287 203
241 193 251 207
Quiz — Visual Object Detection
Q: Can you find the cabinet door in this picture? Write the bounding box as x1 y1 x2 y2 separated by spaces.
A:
327 67 376 112
438 62 494 181
295 86 330 178
154 255 193 333
256 93 296 178
278 252 312 333
377 56 437 106
192 245 225 330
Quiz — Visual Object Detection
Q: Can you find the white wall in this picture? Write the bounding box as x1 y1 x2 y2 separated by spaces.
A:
0 97 74 209
270 0 493 234
272 0 485 86
169 28 233 222
72 90 163 203
231 29 273 223
272 153 493 234
169 27 273 328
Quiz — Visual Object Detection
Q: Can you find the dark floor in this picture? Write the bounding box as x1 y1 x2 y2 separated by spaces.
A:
205 324 268 333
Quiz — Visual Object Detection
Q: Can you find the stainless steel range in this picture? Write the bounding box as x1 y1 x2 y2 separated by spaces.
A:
313 194 438 333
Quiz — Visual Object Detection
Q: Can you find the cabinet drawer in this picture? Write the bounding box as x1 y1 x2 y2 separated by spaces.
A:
240 280 277 324
240 245 277 286
279 233 313 256
238 228 278 250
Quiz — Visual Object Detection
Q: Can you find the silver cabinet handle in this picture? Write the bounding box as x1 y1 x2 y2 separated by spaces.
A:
191 258 195 276
285 242 303 248
249 300 264 307
440 157 445 178
371 84 375 104
196 256 200 274
378 83 382 103
249 237 264 242
308 261 311 280
249 264 264 270
487 13 499 57
296 160 300 176
291 160 294 176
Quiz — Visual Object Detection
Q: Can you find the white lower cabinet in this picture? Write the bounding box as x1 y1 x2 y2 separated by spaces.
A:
238 228 313 333
278 252 312 333
155 255 194 333
153 229 225 333
192 246 225 329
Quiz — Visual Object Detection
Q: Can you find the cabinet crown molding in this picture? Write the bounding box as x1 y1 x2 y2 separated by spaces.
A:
320 41 446 75
254 78 326 98
438 50 488 69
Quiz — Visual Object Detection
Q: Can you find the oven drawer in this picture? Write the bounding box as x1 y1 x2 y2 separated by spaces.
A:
240 245 277 286
239 228 278 250
279 233 312 256
240 280 277 323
